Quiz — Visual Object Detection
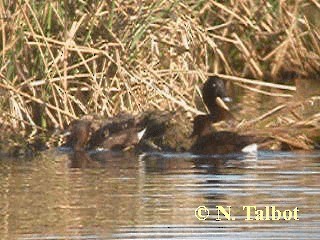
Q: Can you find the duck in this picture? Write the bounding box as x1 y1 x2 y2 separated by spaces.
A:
63 111 175 152
63 113 146 152
190 114 261 154
87 118 146 151
193 75 236 132
87 110 190 152
190 76 319 154
190 76 265 154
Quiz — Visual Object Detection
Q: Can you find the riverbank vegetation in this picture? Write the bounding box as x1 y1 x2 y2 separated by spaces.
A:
0 1 319 149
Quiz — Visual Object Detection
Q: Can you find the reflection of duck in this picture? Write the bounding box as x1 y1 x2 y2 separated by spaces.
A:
190 76 263 154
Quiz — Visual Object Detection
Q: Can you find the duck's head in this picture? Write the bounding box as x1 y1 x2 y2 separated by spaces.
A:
65 120 93 151
202 76 232 115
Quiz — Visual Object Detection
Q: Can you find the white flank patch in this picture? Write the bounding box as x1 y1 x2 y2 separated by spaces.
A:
137 128 147 141
61 131 71 137
241 143 258 153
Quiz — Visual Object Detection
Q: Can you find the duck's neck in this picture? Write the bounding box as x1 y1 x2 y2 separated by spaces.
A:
208 105 234 122
191 115 215 138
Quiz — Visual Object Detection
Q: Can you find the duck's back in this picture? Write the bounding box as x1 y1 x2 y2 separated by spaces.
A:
190 131 256 155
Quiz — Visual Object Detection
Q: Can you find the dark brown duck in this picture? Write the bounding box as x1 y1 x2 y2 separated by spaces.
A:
64 113 145 151
87 121 146 151
190 76 264 154
64 111 172 152
190 114 261 154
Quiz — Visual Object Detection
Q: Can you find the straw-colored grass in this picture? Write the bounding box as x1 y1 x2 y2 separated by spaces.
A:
0 0 319 137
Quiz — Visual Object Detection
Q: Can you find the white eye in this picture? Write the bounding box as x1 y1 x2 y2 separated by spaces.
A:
212 83 216 87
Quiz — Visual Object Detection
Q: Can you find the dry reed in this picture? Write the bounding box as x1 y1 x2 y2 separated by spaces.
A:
0 0 319 138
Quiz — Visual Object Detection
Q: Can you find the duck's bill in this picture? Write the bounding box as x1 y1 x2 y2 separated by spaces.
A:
216 97 230 111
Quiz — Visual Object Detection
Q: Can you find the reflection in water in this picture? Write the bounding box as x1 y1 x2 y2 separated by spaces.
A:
0 149 319 239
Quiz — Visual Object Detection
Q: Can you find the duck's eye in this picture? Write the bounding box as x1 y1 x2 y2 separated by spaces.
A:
103 129 109 137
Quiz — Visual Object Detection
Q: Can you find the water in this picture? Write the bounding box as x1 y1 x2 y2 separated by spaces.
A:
0 149 319 240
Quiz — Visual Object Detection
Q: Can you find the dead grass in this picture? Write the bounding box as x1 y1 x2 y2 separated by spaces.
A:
0 0 319 136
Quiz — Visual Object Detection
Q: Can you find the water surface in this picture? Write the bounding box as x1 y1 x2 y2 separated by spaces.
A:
0 149 319 239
